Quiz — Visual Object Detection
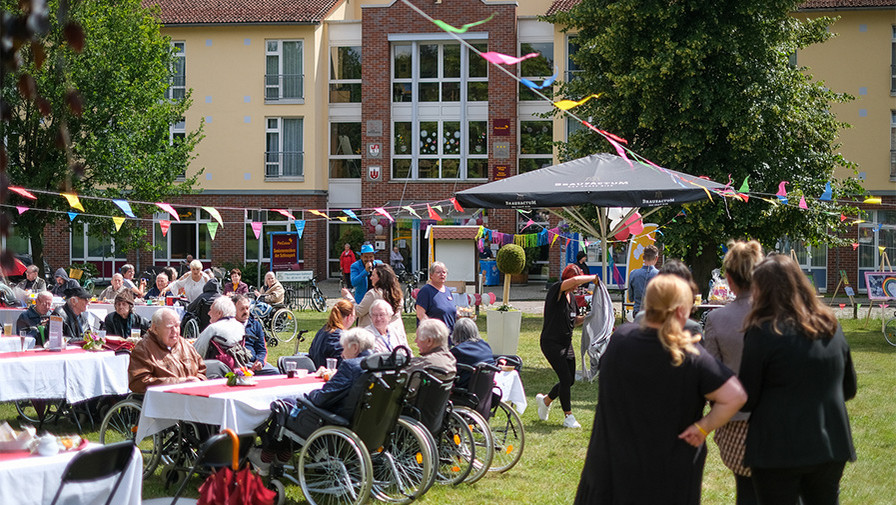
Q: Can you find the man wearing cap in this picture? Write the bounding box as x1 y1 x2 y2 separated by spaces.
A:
350 243 382 304
103 290 150 337
52 285 91 341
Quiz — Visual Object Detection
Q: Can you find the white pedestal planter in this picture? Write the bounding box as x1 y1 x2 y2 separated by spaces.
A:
485 310 522 356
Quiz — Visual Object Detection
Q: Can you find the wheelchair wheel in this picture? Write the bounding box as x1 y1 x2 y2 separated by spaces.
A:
272 308 299 343
487 401 524 473
182 317 200 341
435 410 475 486
298 426 373 505
311 287 327 312
99 398 162 479
15 399 65 424
885 317 896 346
454 406 494 484
371 417 435 504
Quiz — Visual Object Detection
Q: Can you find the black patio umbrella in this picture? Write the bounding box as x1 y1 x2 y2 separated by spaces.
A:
455 153 727 281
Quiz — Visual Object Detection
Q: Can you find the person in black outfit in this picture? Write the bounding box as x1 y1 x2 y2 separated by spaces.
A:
575 250 591 276
103 290 150 337
52 285 91 341
739 255 856 504
16 291 53 345
535 264 596 428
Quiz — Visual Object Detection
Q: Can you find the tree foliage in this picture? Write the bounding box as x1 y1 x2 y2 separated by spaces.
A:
1 0 203 268
546 0 863 287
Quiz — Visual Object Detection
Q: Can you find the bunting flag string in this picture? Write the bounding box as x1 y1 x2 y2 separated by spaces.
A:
553 94 601 111
251 221 263 240
427 204 442 221
430 13 494 33
480 51 538 65
820 182 833 201
273 209 296 221
374 207 395 222
9 186 36 200
112 216 125 232
207 221 219 240
113 199 135 218
16 206 28 215
62 193 85 212
202 206 224 227
308 209 330 220
159 220 171 237
67 212 78 222
521 70 558 91
294 220 306 238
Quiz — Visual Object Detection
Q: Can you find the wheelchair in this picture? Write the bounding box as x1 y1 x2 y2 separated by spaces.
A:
250 293 299 346
401 368 477 487
451 359 525 477
260 347 435 505
98 393 216 487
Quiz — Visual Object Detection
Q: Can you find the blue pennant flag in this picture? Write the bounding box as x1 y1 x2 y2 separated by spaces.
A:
68 212 78 222
820 182 833 201
294 220 306 238
342 209 360 222
113 199 136 218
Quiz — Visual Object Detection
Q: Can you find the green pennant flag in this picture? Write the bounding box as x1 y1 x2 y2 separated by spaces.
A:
738 176 750 193
207 221 219 240
432 13 494 34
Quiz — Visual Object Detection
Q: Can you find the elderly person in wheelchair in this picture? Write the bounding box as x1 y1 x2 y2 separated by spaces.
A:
250 327 375 474
128 308 206 394
406 319 456 394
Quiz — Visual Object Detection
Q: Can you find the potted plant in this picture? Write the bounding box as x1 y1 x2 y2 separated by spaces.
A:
486 244 525 355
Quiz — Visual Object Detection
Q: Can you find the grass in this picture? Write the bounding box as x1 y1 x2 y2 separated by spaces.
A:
1 312 893 504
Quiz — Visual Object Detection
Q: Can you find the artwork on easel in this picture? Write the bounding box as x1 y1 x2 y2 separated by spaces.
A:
863 271 896 300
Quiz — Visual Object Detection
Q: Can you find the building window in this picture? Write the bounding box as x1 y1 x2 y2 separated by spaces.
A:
776 237 827 292
266 40 303 101
891 26 896 93
859 211 896 290
154 208 212 263
519 120 553 173
170 117 186 180
392 120 487 179
567 35 582 82
265 117 303 179
891 110 896 179
330 46 361 103
70 222 125 262
329 122 361 179
245 210 304 264
166 41 185 100
390 40 488 180
519 42 554 101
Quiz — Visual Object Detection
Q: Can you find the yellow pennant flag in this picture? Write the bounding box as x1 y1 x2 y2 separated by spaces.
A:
864 197 882 205
62 193 85 212
308 209 330 220
112 216 125 231
336 216 348 222
879 246 886 254
551 233 559 247
553 93 601 111
202 206 224 227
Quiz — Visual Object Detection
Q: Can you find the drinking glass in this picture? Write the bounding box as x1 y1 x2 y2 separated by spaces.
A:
326 358 338 371
19 330 28 352
130 329 142 339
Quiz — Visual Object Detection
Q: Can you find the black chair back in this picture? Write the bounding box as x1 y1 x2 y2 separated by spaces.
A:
49 441 136 505
278 355 316 374
350 370 408 450
404 369 454 434
453 362 499 419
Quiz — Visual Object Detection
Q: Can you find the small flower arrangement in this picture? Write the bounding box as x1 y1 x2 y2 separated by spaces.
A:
225 366 256 386
81 329 104 351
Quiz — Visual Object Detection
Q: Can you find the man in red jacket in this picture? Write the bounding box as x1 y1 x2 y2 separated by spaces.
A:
339 243 356 288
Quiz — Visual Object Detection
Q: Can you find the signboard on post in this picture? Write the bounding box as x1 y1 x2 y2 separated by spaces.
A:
268 231 299 271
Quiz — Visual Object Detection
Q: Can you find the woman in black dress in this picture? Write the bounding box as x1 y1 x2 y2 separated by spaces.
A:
739 255 856 504
535 264 596 428
574 274 746 505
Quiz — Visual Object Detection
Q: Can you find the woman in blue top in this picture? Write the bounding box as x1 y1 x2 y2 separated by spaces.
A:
415 261 457 335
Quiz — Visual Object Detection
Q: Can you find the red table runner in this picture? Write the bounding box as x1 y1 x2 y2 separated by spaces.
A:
0 450 32 462
0 348 90 359
173 376 325 398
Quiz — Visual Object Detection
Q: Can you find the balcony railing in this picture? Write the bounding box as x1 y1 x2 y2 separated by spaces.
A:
265 151 304 178
265 74 304 101
891 64 896 93
167 75 186 100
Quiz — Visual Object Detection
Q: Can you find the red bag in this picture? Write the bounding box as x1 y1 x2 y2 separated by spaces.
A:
197 430 276 505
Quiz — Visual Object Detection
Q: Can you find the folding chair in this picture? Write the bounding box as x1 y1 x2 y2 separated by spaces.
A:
277 354 316 374
49 441 136 505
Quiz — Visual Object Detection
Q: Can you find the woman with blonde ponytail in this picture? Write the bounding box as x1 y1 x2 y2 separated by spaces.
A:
574 274 746 505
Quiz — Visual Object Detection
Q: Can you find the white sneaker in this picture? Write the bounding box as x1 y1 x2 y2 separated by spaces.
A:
563 414 581 429
248 447 271 476
536 393 551 421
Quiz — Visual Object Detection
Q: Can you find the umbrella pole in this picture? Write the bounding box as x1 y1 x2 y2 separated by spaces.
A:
599 208 609 284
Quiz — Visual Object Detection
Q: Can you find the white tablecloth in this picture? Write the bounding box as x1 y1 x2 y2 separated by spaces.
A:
0 350 129 403
136 376 325 441
89 303 185 322
0 443 142 505
0 336 36 352
494 370 527 414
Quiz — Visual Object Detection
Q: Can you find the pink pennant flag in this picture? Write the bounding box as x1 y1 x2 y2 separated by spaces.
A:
374 207 394 222
427 204 443 221
521 219 534 231
159 220 171 237
450 198 464 212
480 51 538 65
9 186 37 200
798 196 808 209
477 239 485 253
839 304 846 310
851 243 859 250
251 221 263 240
16 206 28 214
156 202 180 221
880 304 889 309
273 209 296 221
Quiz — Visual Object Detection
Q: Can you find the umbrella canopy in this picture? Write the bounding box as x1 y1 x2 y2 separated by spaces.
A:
455 153 726 283
1 257 27 277
455 153 725 210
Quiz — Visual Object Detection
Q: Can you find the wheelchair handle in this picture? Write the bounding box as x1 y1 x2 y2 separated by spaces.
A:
221 428 240 470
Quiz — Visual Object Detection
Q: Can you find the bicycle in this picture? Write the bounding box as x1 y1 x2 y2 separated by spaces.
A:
399 270 426 314
882 311 896 346
286 276 327 312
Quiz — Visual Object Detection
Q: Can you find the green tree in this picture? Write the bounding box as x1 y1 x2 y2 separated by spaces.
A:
546 0 862 289
1 0 203 269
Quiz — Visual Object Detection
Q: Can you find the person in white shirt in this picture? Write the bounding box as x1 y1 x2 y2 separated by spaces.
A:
163 259 209 302
365 299 408 354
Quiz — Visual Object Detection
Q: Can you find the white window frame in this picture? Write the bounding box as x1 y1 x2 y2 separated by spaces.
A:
329 45 362 103
329 121 362 179
153 208 212 263
265 39 304 102
265 117 304 179
166 41 185 101
519 119 554 174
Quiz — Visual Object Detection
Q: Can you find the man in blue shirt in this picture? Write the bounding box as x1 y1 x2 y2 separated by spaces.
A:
350 243 382 303
232 294 278 375
629 245 659 315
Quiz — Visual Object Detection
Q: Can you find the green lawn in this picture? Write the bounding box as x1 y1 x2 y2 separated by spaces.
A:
1 313 891 504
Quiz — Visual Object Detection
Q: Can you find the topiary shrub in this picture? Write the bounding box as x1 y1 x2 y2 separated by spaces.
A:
495 244 526 308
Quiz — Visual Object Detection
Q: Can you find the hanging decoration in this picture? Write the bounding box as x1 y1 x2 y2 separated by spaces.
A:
62 193 85 212
294 220 306 238
343 209 361 222
155 202 180 221
450 198 464 213
202 206 224 227
375 207 394 222
273 209 296 221
307 209 330 220
430 13 494 33
553 94 601 111
159 220 171 237
9 186 37 200
251 221 262 240
427 204 442 221
207 221 219 240
820 182 833 201
16 206 28 214
479 51 538 65
521 70 558 91
67 212 78 222
776 181 789 205
113 199 136 218
112 216 125 231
